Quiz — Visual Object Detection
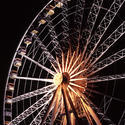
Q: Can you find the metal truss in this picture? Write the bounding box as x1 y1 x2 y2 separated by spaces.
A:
87 48 125 76
82 0 103 57
60 0 70 48
90 104 115 125
12 84 55 103
47 17 62 58
82 0 103 40
83 95 115 124
30 100 53 125
35 38 58 66
118 109 125 125
21 54 56 75
9 93 53 125
84 0 125 64
88 73 125 83
72 0 85 41
89 21 125 67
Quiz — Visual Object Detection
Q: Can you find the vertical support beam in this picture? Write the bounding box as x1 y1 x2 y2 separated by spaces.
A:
61 86 71 125
65 88 84 124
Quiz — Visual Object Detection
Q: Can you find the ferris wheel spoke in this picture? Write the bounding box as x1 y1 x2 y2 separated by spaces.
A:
88 21 125 68
56 57 62 73
69 82 85 89
77 92 102 125
62 52 65 72
35 38 57 65
87 73 125 83
66 88 83 124
41 86 61 125
86 88 125 103
69 60 84 75
73 0 85 40
82 0 103 57
22 54 56 75
70 77 87 82
68 86 95 125
51 86 62 125
84 0 125 66
65 50 70 72
70 69 87 78
68 54 81 73
118 109 125 125
60 1 70 45
85 97 115 124
8 92 53 125
16 76 53 83
30 97 53 125
87 48 125 76
12 84 56 103
47 20 62 58
67 51 75 72
83 101 102 125
79 92 102 125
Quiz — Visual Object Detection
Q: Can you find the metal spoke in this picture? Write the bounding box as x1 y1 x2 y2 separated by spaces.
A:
51 86 61 125
118 109 125 125
22 54 56 75
88 21 125 68
16 76 53 83
87 48 125 76
41 86 60 125
68 54 81 73
69 83 85 89
47 17 62 57
30 102 49 125
82 0 103 57
67 52 75 72
66 88 83 124
70 78 87 82
12 84 56 103
70 69 86 78
69 61 84 75
86 88 125 103
88 73 125 83
73 0 85 40
35 38 57 67
84 0 125 66
9 92 53 125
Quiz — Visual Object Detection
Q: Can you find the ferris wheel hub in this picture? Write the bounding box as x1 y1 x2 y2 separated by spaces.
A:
53 73 63 86
53 72 70 86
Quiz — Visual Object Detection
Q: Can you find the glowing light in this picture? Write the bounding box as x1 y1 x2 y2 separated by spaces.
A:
53 73 63 86
49 48 101 125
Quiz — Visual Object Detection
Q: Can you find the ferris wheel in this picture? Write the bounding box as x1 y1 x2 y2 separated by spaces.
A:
3 0 125 125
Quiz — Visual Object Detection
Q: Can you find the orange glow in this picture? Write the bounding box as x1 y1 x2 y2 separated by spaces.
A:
53 73 63 86
51 48 101 125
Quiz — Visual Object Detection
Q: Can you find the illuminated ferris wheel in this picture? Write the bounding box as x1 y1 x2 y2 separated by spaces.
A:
3 0 125 125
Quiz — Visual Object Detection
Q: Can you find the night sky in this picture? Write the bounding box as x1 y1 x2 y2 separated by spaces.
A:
0 0 125 124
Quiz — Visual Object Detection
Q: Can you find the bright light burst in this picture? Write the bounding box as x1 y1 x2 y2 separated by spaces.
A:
49 47 102 125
